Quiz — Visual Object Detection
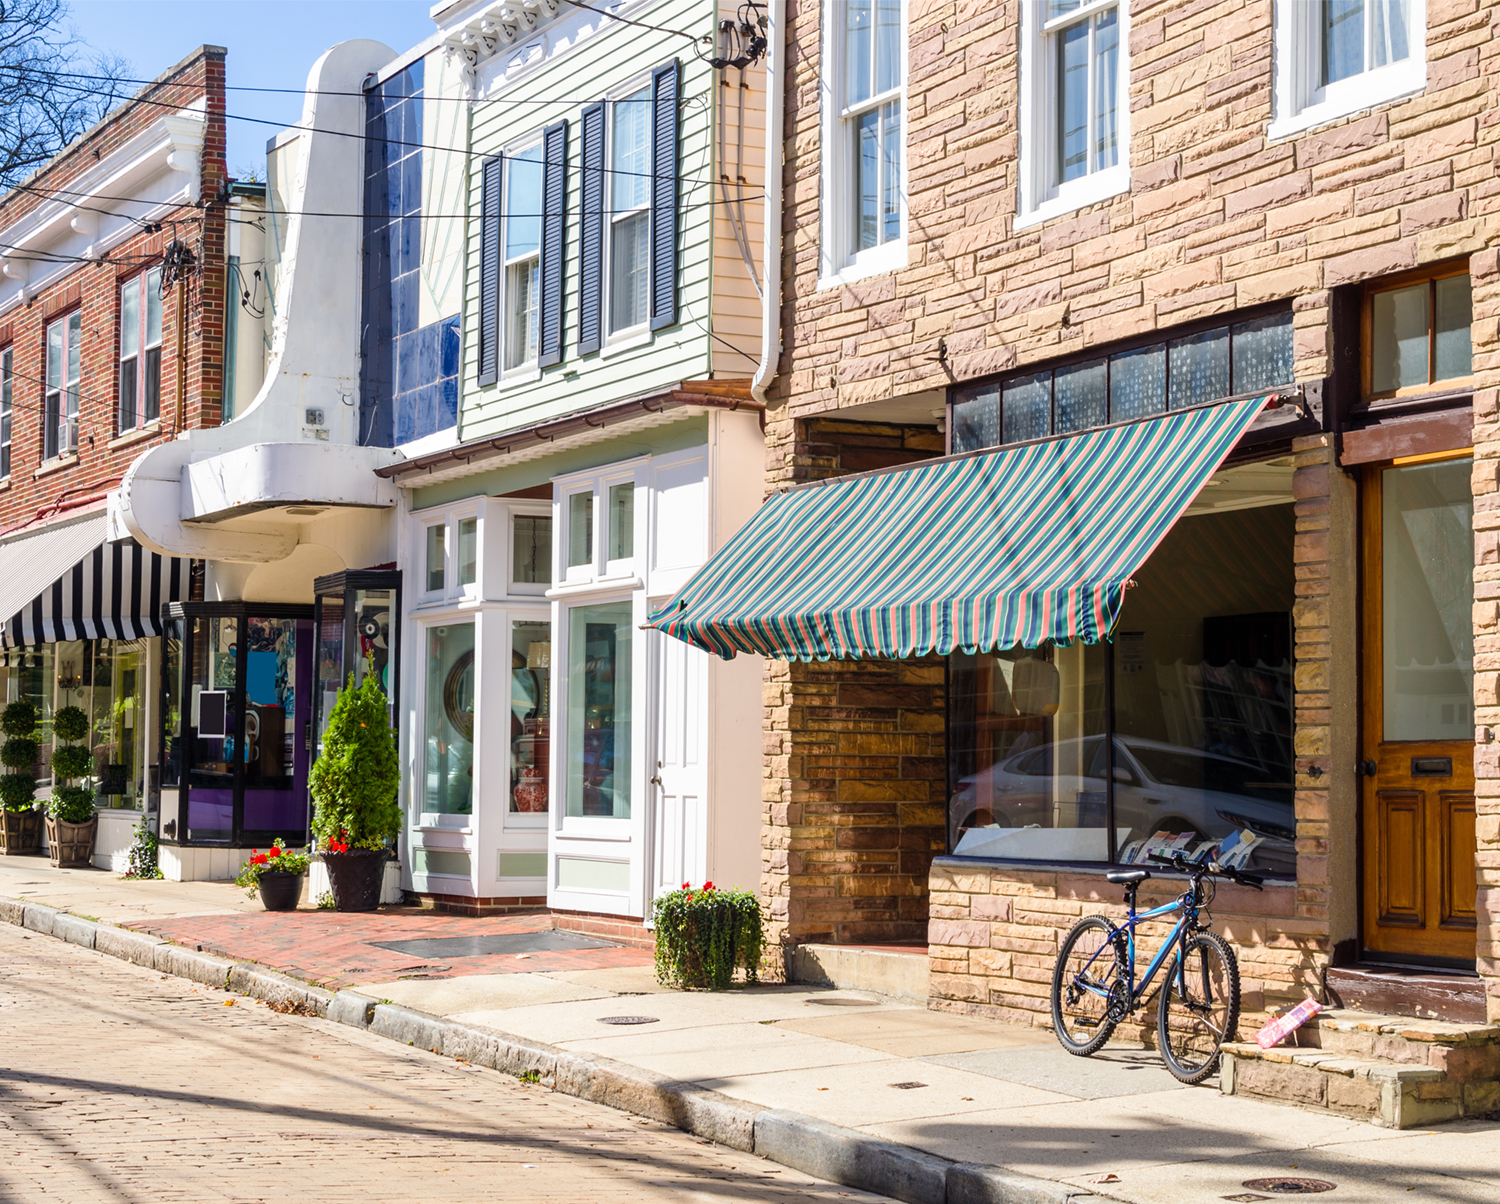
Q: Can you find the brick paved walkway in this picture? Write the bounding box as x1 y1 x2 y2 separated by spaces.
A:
125 907 653 990
0 923 884 1204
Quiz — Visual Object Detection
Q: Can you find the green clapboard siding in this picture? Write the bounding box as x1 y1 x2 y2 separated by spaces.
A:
462 0 719 444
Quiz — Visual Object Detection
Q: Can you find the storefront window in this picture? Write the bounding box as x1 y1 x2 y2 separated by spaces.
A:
423 622 474 815
0 645 53 784
947 500 1298 878
90 639 148 809
566 601 631 817
513 514 551 585
1382 460 1473 741
510 620 551 813
188 616 239 841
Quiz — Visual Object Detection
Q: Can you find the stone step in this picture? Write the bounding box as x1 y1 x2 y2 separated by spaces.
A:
1220 1008 1500 1128
786 943 929 1004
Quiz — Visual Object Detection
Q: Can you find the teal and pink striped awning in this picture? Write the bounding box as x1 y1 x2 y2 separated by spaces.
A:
645 395 1275 661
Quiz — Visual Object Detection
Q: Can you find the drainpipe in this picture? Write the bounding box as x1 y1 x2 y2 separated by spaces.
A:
750 0 784 406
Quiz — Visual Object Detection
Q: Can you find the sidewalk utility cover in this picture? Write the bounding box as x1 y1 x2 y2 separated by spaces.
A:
372 930 618 958
646 395 1274 660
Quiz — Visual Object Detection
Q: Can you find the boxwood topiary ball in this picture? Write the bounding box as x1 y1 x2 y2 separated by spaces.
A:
1 700 36 737
51 743 93 781
1 737 38 770
0 773 36 810
53 706 89 743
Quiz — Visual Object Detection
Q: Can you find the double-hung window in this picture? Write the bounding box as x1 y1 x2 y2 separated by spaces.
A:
1020 0 1128 226
119 267 163 432
821 0 905 284
504 143 543 372
608 85 652 335
0 347 11 478
1272 1 1425 138
45 311 81 460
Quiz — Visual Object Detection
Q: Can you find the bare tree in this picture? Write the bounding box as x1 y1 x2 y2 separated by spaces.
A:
0 0 132 193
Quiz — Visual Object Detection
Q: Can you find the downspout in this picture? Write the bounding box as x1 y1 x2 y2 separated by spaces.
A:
750 0 784 405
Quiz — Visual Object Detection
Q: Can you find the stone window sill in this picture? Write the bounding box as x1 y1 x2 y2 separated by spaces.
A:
108 421 162 451
34 453 78 479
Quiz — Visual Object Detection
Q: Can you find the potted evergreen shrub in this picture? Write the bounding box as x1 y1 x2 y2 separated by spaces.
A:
0 700 42 855
309 674 400 911
235 839 311 910
45 705 97 868
652 882 765 990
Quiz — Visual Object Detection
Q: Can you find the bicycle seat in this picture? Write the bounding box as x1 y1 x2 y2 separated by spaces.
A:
1105 869 1151 886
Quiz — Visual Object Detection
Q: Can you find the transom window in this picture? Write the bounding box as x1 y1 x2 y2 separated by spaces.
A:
45 311 81 460
504 143 543 371
951 312 1294 454
119 267 164 432
609 85 652 335
1365 268 1471 399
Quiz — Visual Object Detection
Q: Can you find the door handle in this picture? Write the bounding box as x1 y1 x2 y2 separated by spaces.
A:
650 775 662 786
1359 760 1376 777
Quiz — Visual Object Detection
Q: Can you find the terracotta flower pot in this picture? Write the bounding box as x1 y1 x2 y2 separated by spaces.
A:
45 814 97 868
0 808 42 855
323 849 387 912
256 871 305 912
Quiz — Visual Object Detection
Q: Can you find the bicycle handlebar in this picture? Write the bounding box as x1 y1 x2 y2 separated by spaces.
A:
1146 850 1264 890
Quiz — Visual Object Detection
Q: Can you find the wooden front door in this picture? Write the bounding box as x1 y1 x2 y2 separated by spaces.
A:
1361 458 1477 965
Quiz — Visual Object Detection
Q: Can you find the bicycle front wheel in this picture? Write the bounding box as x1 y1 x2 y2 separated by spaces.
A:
1051 915 1123 1056
1157 931 1240 1084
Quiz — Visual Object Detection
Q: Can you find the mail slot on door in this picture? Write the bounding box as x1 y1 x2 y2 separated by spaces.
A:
1411 757 1453 777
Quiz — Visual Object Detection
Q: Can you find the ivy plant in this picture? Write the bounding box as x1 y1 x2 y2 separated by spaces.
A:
47 705 95 823
652 883 764 991
123 819 162 880
0 700 37 813
309 674 400 852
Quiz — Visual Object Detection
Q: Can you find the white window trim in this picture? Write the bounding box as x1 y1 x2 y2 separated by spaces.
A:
817 0 910 291
602 72 654 345
410 608 479 833
118 267 164 433
506 500 552 597
553 458 647 588
0 346 11 480
413 501 482 605
44 311 81 461
501 134 544 378
1017 0 1131 230
1269 0 1427 141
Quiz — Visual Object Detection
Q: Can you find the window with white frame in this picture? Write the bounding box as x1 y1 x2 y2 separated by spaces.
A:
119 267 163 432
1272 0 1425 138
608 85 652 335
1020 0 1129 225
504 142 543 371
560 468 640 583
821 0 906 282
0 347 11 479
45 311 81 460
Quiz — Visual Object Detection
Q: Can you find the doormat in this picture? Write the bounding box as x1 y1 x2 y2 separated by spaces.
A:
371 930 619 958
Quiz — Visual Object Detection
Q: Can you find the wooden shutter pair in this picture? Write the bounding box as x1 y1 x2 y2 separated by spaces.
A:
577 58 681 355
477 122 568 385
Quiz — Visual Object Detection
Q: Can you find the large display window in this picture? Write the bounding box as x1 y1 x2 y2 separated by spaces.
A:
565 600 633 818
949 491 1297 878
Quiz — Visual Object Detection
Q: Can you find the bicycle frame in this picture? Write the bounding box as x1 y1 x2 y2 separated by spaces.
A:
1072 886 1201 1016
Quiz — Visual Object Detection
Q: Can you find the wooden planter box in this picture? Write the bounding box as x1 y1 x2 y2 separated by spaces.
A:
0 809 42 855
45 814 98 868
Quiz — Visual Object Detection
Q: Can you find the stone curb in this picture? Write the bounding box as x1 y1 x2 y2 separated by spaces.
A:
0 895 1093 1204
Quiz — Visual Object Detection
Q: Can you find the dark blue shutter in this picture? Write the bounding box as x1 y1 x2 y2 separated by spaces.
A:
477 154 502 386
577 102 606 356
539 121 568 368
649 59 681 332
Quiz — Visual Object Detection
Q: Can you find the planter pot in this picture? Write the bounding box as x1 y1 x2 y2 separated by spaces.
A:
323 849 387 912
45 814 98 868
256 871 305 912
0 808 42 855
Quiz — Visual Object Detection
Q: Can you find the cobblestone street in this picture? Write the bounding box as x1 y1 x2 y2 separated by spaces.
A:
0 924 882 1203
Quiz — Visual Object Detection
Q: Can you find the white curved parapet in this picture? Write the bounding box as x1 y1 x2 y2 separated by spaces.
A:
110 39 403 564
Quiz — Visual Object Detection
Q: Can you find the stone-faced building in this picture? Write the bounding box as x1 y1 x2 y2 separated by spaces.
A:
652 0 1500 1093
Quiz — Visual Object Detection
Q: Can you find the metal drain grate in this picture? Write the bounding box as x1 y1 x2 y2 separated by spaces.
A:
1241 1178 1337 1195
889 1082 928 1090
597 1015 660 1025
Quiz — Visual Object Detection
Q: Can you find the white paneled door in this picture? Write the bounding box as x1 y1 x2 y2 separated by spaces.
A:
649 629 709 904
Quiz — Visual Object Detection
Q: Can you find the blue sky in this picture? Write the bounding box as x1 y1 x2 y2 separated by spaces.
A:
69 1 436 175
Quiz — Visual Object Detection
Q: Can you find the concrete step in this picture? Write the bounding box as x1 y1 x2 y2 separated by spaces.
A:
786 943 929 1004
1325 963 1486 1023
1220 1008 1500 1128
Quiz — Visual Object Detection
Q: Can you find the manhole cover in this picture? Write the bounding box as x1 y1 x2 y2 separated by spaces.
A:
889 1081 928 1090
1242 1178 1337 1195
598 1015 660 1025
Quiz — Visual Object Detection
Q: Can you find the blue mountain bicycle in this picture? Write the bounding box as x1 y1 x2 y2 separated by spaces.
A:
1049 850 1263 1084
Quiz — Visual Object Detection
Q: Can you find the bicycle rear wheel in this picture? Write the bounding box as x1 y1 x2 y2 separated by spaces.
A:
1157 931 1240 1084
1051 915 1124 1056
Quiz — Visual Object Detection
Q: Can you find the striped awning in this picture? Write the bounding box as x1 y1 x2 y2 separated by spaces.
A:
0 515 190 649
646 395 1274 661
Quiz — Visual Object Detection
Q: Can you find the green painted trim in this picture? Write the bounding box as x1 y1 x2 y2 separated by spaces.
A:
411 416 709 510
497 852 549 878
412 849 473 877
556 856 630 893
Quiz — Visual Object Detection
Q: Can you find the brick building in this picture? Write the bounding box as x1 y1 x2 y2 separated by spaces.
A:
0 46 265 868
645 0 1500 1118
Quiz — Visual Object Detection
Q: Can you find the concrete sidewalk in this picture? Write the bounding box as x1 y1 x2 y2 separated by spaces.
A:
5 855 1500 1203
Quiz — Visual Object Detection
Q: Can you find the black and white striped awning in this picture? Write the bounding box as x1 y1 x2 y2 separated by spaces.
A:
0 515 190 649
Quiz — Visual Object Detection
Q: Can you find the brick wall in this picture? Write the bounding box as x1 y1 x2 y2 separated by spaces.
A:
0 47 228 536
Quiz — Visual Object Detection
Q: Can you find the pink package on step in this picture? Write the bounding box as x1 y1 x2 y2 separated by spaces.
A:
1255 999 1323 1049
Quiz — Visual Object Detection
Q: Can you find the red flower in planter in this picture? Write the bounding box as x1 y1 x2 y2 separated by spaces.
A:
250 852 269 866
703 882 715 891
268 846 281 859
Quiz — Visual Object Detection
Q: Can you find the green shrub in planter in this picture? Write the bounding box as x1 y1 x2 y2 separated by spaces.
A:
652 883 765 991
48 705 94 823
309 674 400 851
0 699 37 812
